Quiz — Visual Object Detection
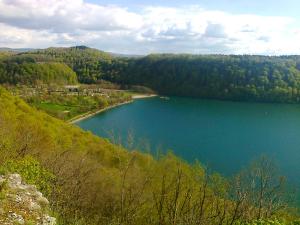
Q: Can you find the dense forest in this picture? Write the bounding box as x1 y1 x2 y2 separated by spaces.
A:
0 54 78 85
2 47 300 103
112 54 300 103
0 87 299 225
0 46 112 85
24 46 113 83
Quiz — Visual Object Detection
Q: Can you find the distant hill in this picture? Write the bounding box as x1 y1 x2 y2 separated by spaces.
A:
0 46 143 84
0 47 37 53
3 46 300 104
0 53 78 85
0 46 115 85
108 52 144 58
108 54 300 103
23 46 114 83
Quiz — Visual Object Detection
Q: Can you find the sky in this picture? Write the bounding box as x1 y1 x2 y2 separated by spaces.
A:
0 0 300 55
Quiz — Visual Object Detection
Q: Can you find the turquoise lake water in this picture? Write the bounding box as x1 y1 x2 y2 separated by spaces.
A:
77 97 300 185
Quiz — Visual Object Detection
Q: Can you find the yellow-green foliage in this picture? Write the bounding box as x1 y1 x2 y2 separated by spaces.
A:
0 59 78 85
0 86 298 225
25 46 113 83
0 156 55 196
0 86 151 224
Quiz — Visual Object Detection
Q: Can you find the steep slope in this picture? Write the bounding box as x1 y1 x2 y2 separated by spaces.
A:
0 86 153 224
0 87 298 225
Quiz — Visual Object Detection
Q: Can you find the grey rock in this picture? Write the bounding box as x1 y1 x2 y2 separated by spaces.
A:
0 174 56 225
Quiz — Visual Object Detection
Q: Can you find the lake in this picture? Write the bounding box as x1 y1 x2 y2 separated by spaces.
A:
76 97 300 185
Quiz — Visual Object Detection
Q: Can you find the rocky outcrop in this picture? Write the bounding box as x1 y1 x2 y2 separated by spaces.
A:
0 174 56 225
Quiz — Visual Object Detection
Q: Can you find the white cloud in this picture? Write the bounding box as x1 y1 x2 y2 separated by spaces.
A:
0 0 143 32
0 0 299 55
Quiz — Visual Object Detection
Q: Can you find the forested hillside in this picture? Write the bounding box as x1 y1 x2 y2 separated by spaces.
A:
25 46 114 83
2 47 300 103
0 87 298 224
0 46 113 85
112 54 300 103
0 54 77 85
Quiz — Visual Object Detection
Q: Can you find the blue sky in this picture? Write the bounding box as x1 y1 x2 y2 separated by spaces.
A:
0 0 299 55
87 0 300 17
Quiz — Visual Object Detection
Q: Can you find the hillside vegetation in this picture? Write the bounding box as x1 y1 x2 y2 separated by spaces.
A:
24 46 113 83
112 54 300 103
0 54 77 85
0 46 114 85
0 87 299 224
2 47 300 103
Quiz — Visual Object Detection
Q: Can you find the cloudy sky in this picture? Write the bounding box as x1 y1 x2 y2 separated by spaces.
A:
1 0 300 55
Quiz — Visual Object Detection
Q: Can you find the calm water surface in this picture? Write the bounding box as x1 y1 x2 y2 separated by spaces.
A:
77 97 300 185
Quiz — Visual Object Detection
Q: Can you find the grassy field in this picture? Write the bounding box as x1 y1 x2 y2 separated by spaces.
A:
31 102 80 120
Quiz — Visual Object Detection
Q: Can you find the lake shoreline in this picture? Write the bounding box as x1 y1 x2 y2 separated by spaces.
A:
69 94 157 124
132 94 157 99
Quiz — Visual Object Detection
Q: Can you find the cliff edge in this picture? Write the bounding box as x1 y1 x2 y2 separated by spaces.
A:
0 174 56 225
